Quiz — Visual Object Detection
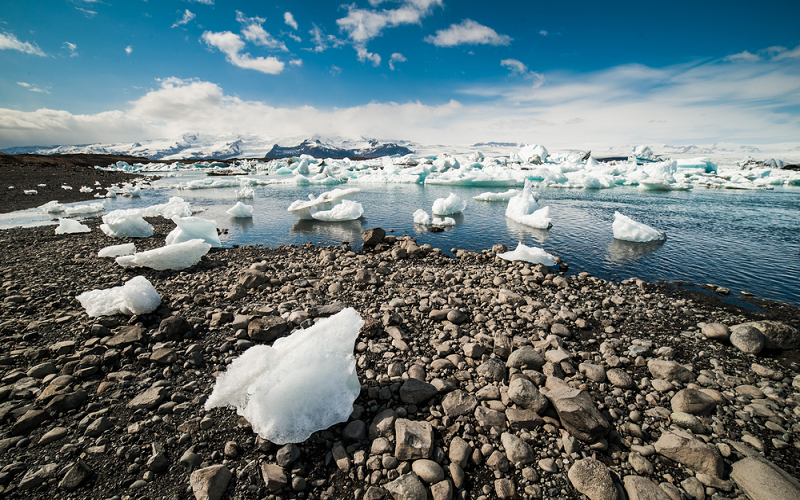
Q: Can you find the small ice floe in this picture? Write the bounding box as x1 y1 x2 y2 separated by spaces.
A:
413 209 454 227
432 217 456 226
505 180 552 229
128 186 141 198
76 276 161 317
311 200 363 221
474 189 520 201
287 188 361 220
39 201 65 214
227 201 254 218
38 184 46 187
55 218 90 234
61 185 73 190
413 209 431 225
205 308 363 444
79 186 93 193
94 181 101 186
236 186 255 199
166 216 221 247
431 192 466 215
116 239 212 271
65 202 105 216
100 210 154 238
24 190 37 195
98 243 136 258
105 189 117 198
612 212 666 242
498 242 557 266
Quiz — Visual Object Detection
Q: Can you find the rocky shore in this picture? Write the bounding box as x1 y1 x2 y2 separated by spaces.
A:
0 217 799 500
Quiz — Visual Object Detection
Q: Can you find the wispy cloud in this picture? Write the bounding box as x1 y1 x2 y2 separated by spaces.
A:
172 9 196 29
771 45 800 61
289 59 302 67
500 59 545 88
236 11 287 51
539 30 548 36
0 32 47 56
308 24 345 53
187 0 214 4
724 50 760 63
17 81 50 93
389 52 406 71
125 46 133 54
425 19 511 47
284 12 298 30
201 30 284 74
62 41 78 57
75 7 97 18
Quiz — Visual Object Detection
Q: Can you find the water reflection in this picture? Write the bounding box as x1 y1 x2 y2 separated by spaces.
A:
291 218 364 243
606 238 665 263
505 218 550 245
228 216 255 231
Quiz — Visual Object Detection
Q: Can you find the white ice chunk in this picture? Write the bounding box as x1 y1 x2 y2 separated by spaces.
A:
498 243 557 266
612 212 666 242
473 189 519 201
24 190 37 195
632 145 656 160
39 200 65 213
236 186 255 199
227 201 254 218
100 210 154 238
79 186 93 193
166 217 221 247
413 209 431 225
65 202 105 216
311 200 363 221
98 243 136 258
287 188 361 220
55 218 91 234
61 185 73 190
431 217 456 226
139 196 193 219
205 308 364 444
431 192 466 215
519 144 549 164
116 239 212 270
76 276 161 317
505 180 552 229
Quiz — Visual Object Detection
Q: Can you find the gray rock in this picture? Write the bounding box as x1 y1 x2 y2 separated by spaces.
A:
261 463 288 492
506 346 546 371
12 409 48 435
670 388 717 415
545 386 610 442
248 316 288 343
623 476 670 500
19 463 59 490
411 459 444 484
474 406 506 429
730 455 800 500
654 430 723 477
628 452 654 475
342 419 367 441
730 326 764 354
507 377 548 414
606 368 634 389
159 315 191 340
647 359 694 383
239 269 267 289
58 460 93 491
441 390 477 417
680 477 704 500
579 363 606 382
39 426 68 445
506 408 544 431
736 320 800 350
430 479 454 500
276 443 300 467
448 436 471 469
500 432 535 465
369 409 398 440
399 378 438 405
128 386 166 410
43 388 88 413
568 458 618 500
701 323 729 341
495 478 516 499
395 419 433 460
105 325 145 347
669 412 706 434
476 358 506 381
361 228 386 247
384 472 427 500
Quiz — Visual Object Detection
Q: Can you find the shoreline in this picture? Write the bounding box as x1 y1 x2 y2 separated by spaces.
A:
0 217 798 499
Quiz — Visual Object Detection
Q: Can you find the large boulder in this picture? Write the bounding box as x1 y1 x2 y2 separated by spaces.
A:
730 455 800 500
545 386 610 442
361 228 386 247
647 359 694 383
395 419 433 460
730 326 764 354
670 388 717 415
736 321 800 350
654 430 723 477
568 458 618 500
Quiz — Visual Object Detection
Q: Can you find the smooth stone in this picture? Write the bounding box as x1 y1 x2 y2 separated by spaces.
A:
411 459 444 484
670 388 717 415
730 326 764 354
567 457 618 500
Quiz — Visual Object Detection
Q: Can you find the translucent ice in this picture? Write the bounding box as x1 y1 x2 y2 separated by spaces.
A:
39 200 65 213
498 242 557 266
98 243 136 258
413 209 431 225
236 186 255 199
116 239 212 271
65 202 105 216
432 217 456 226
227 202 254 218
431 193 466 215
76 276 161 317
311 200 363 221
505 180 552 229
55 218 91 234
100 210 154 238
474 189 520 201
612 212 666 242
205 308 364 444
288 188 361 220
166 217 221 247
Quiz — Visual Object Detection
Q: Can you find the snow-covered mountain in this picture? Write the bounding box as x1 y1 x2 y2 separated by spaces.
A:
264 138 413 159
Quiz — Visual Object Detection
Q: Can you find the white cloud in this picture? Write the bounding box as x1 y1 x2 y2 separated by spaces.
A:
0 32 47 56
500 59 545 88
75 7 97 18
284 12 298 30
63 41 78 57
539 30 548 36
425 19 512 47
389 52 406 71
287 33 301 42
125 46 133 54
724 50 760 63
330 65 342 76
172 9 196 28
17 82 49 93
289 58 302 67
201 31 284 74
356 46 381 66
187 0 214 4
772 44 800 61
236 11 288 51
308 24 345 53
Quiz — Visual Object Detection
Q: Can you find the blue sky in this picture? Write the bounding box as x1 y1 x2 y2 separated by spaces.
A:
1 0 799 149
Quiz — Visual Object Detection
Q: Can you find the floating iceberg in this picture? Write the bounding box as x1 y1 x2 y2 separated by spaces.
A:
205 308 363 444
505 180 552 229
413 209 431 225
55 218 91 234
519 144 549 164
236 186 255 199
287 188 361 220
474 189 520 201
139 197 193 219
39 200 65 213
166 217 221 247
65 202 105 216
431 192 466 215
498 242 557 266
98 243 136 258
227 202 254 218
612 212 666 242
311 200 363 221
432 217 456 226
76 276 161 317
100 210 154 238
116 239 212 271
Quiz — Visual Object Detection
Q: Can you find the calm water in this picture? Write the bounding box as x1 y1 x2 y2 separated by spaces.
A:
4 174 800 306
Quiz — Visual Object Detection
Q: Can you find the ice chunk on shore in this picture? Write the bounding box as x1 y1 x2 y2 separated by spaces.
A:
76 276 161 317
287 188 361 220
100 210 154 238
55 218 91 234
205 308 363 444
98 243 136 258
79 186 93 193
24 190 37 195
166 217 221 247
311 200 363 221
474 189 519 201
431 192 466 215
612 212 666 242
236 186 255 199
65 202 105 216
116 239 212 270
498 243 557 266
39 200 65 213
227 202 254 218
505 180 552 229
